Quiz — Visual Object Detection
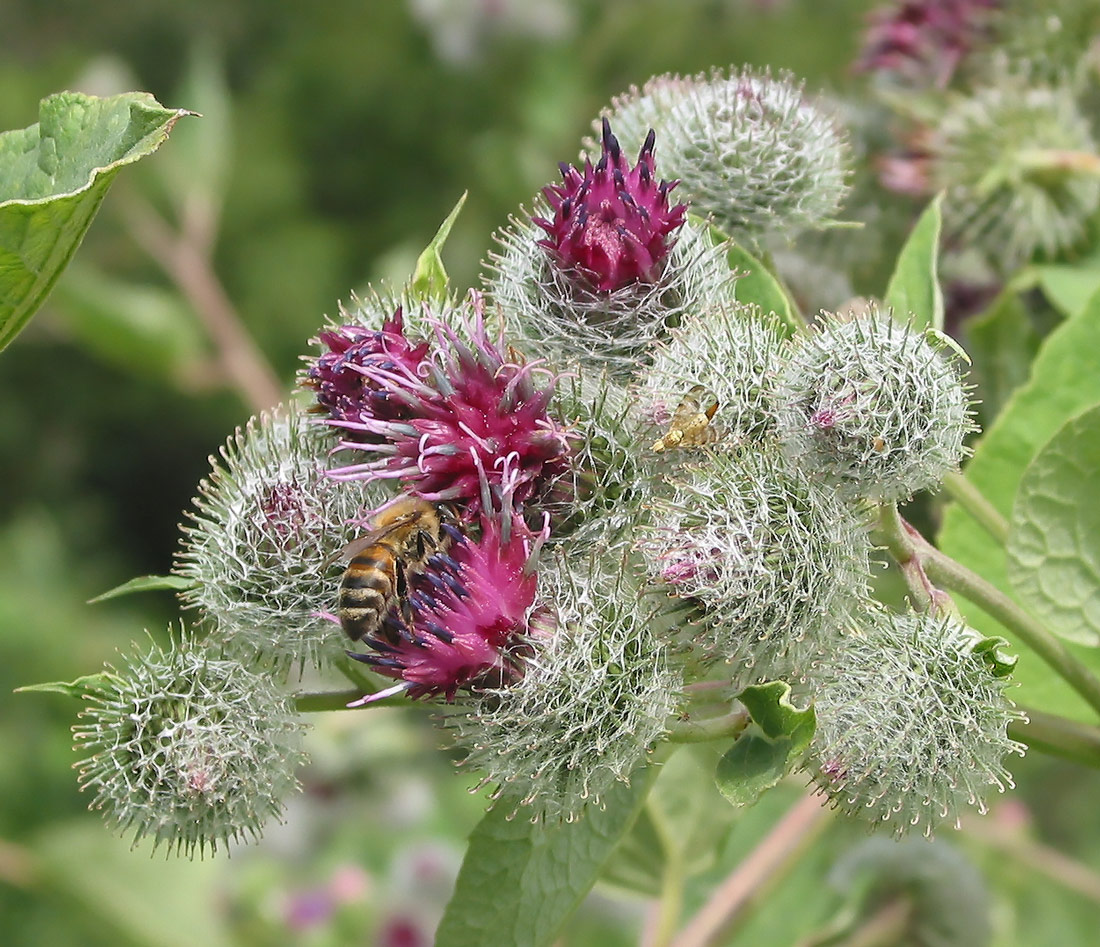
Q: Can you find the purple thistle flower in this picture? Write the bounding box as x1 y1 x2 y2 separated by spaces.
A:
305 308 430 428
855 0 999 89
323 293 573 518
533 117 686 294
346 482 547 704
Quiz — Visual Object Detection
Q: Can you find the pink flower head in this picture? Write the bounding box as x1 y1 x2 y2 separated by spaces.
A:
346 486 548 704
854 0 998 89
306 308 430 427
533 118 686 293
325 293 573 519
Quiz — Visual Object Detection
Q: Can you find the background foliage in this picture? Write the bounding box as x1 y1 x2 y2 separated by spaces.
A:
2 1 1099 944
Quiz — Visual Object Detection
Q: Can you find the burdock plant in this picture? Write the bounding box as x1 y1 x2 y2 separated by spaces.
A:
16 34 1100 946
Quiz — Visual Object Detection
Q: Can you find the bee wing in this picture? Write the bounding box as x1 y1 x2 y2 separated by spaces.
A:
327 516 417 565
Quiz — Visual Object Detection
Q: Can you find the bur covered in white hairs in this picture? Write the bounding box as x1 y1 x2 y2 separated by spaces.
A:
72 632 307 856
807 608 1024 835
174 402 387 670
635 303 785 451
489 211 736 379
775 306 975 501
637 450 870 689
451 555 680 823
931 79 1100 269
596 68 851 240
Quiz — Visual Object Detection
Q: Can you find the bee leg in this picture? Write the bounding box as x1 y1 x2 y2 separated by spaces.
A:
395 561 409 598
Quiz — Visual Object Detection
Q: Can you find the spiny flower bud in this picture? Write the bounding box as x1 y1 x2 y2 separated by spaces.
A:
596 68 850 240
807 609 1024 835
72 632 306 856
488 207 736 379
318 292 573 519
636 304 784 452
637 450 869 688
988 0 1100 87
175 403 387 671
451 556 680 823
930 79 1100 269
534 118 686 293
543 370 650 548
775 306 975 501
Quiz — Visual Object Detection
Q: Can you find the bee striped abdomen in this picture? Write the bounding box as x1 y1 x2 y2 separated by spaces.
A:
339 543 400 641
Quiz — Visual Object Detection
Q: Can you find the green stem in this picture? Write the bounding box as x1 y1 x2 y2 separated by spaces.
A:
294 690 362 712
921 544 1100 719
877 504 1100 720
1011 707 1100 768
940 472 1009 545
647 797 688 947
666 710 749 744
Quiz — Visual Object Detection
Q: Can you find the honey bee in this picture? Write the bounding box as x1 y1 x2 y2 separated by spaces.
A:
337 497 452 641
651 385 720 452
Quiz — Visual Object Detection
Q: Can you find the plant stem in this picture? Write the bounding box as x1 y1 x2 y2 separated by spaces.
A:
646 798 688 947
666 711 749 744
877 504 1100 720
670 791 833 947
940 472 1009 544
920 542 1100 719
1010 707 1100 768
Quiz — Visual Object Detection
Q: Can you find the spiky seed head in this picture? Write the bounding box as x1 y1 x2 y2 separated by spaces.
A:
595 68 851 240
450 555 680 823
635 304 785 451
487 212 738 379
72 632 307 856
175 403 388 671
637 450 870 689
542 369 650 550
807 608 1024 835
987 0 1100 87
930 79 1100 269
775 306 975 501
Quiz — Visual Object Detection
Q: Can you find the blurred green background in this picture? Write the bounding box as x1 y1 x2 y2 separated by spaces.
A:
2 1 1099 944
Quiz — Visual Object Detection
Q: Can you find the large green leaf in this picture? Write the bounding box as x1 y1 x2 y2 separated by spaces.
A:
939 290 1100 720
1034 258 1100 318
436 768 655 947
884 192 944 330
1007 404 1100 646
962 290 1041 431
0 91 189 351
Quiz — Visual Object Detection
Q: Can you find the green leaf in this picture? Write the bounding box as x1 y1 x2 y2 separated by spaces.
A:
737 681 816 745
1007 404 1100 646
972 636 1019 678
963 290 1042 430
34 820 232 947
410 191 467 301
715 682 815 807
436 767 655 947
88 573 196 604
0 91 190 352
601 748 735 896
50 266 206 383
884 192 944 330
699 218 798 336
15 672 117 700
939 289 1100 720
1034 258 1100 317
